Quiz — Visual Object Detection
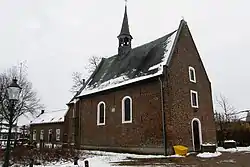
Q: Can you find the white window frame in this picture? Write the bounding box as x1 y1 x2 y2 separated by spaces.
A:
56 129 60 141
48 129 52 142
97 101 106 126
191 118 203 151
190 90 199 108
189 66 196 83
40 130 44 140
33 130 36 141
122 96 133 124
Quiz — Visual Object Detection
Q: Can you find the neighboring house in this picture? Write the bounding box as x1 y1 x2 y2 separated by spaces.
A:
0 112 36 147
64 5 216 155
0 122 21 147
30 109 67 145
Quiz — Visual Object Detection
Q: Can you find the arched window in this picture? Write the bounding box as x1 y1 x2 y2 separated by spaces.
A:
189 66 196 83
97 101 106 125
122 96 132 123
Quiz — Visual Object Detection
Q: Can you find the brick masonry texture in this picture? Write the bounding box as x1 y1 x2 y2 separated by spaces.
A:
164 24 216 150
30 122 64 143
63 23 216 153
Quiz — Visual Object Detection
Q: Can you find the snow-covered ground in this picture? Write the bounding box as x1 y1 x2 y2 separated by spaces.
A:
5 150 168 167
197 152 222 158
2 146 250 166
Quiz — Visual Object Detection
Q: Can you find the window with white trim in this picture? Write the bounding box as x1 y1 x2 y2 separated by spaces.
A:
56 129 60 141
48 129 52 142
40 130 44 140
189 66 196 83
122 96 132 123
190 90 199 108
97 101 105 125
32 130 36 141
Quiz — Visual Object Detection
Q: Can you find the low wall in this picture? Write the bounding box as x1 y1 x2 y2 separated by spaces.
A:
81 145 165 155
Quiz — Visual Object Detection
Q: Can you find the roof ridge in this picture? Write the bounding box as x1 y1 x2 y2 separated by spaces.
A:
102 30 177 62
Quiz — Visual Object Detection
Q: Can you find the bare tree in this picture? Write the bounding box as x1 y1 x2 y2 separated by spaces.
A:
87 55 102 73
70 55 102 93
0 62 43 125
70 72 85 93
216 94 237 122
0 62 43 166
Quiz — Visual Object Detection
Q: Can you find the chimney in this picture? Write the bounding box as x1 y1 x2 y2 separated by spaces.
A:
41 110 45 114
82 79 85 85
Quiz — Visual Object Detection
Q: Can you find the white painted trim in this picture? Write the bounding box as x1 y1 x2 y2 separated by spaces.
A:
191 118 203 151
97 101 106 126
40 129 44 140
188 66 196 83
48 129 52 142
33 130 36 141
190 90 199 108
122 96 133 124
56 129 60 141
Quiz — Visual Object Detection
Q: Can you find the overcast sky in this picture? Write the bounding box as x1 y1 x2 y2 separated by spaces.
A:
0 0 249 113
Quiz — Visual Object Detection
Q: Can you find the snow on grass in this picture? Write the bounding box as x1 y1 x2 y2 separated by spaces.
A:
197 152 222 158
83 150 165 161
201 143 216 146
166 154 185 158
217 146 250 152
29 150 167 167
224 140 236 143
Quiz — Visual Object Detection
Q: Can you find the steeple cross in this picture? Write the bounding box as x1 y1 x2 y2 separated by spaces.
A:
125 0 127 6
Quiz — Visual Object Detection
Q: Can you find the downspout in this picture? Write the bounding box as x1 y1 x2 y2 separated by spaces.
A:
159 76 167 155
78 100 81 149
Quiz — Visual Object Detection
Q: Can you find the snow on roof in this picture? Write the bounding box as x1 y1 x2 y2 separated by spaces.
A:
30 109 67 125
16 112 37 126
0 128 21 133
77 30 178 98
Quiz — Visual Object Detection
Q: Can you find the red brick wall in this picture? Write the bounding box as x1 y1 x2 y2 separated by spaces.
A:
78 79 164 148
30 122 64 143
64 105 74 143
63 22 216 153
164 23 216 150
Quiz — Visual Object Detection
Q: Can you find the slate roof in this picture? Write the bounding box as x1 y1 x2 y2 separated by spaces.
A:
30 109 67 125
73 20 186 99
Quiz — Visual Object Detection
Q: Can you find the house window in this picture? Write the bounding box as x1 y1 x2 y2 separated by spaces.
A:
97 101 105 125
190 90 199 108
33 130 36 141
56 129 60 141
189 66 196 83
122 96 132 123
48 129 52 142
40 130 44 140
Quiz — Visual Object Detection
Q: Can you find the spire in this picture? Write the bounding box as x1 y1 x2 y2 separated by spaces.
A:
118 1 132 38
117 1 133 56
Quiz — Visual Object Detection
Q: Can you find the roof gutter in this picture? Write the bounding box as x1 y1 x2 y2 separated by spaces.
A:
158 76 167 156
